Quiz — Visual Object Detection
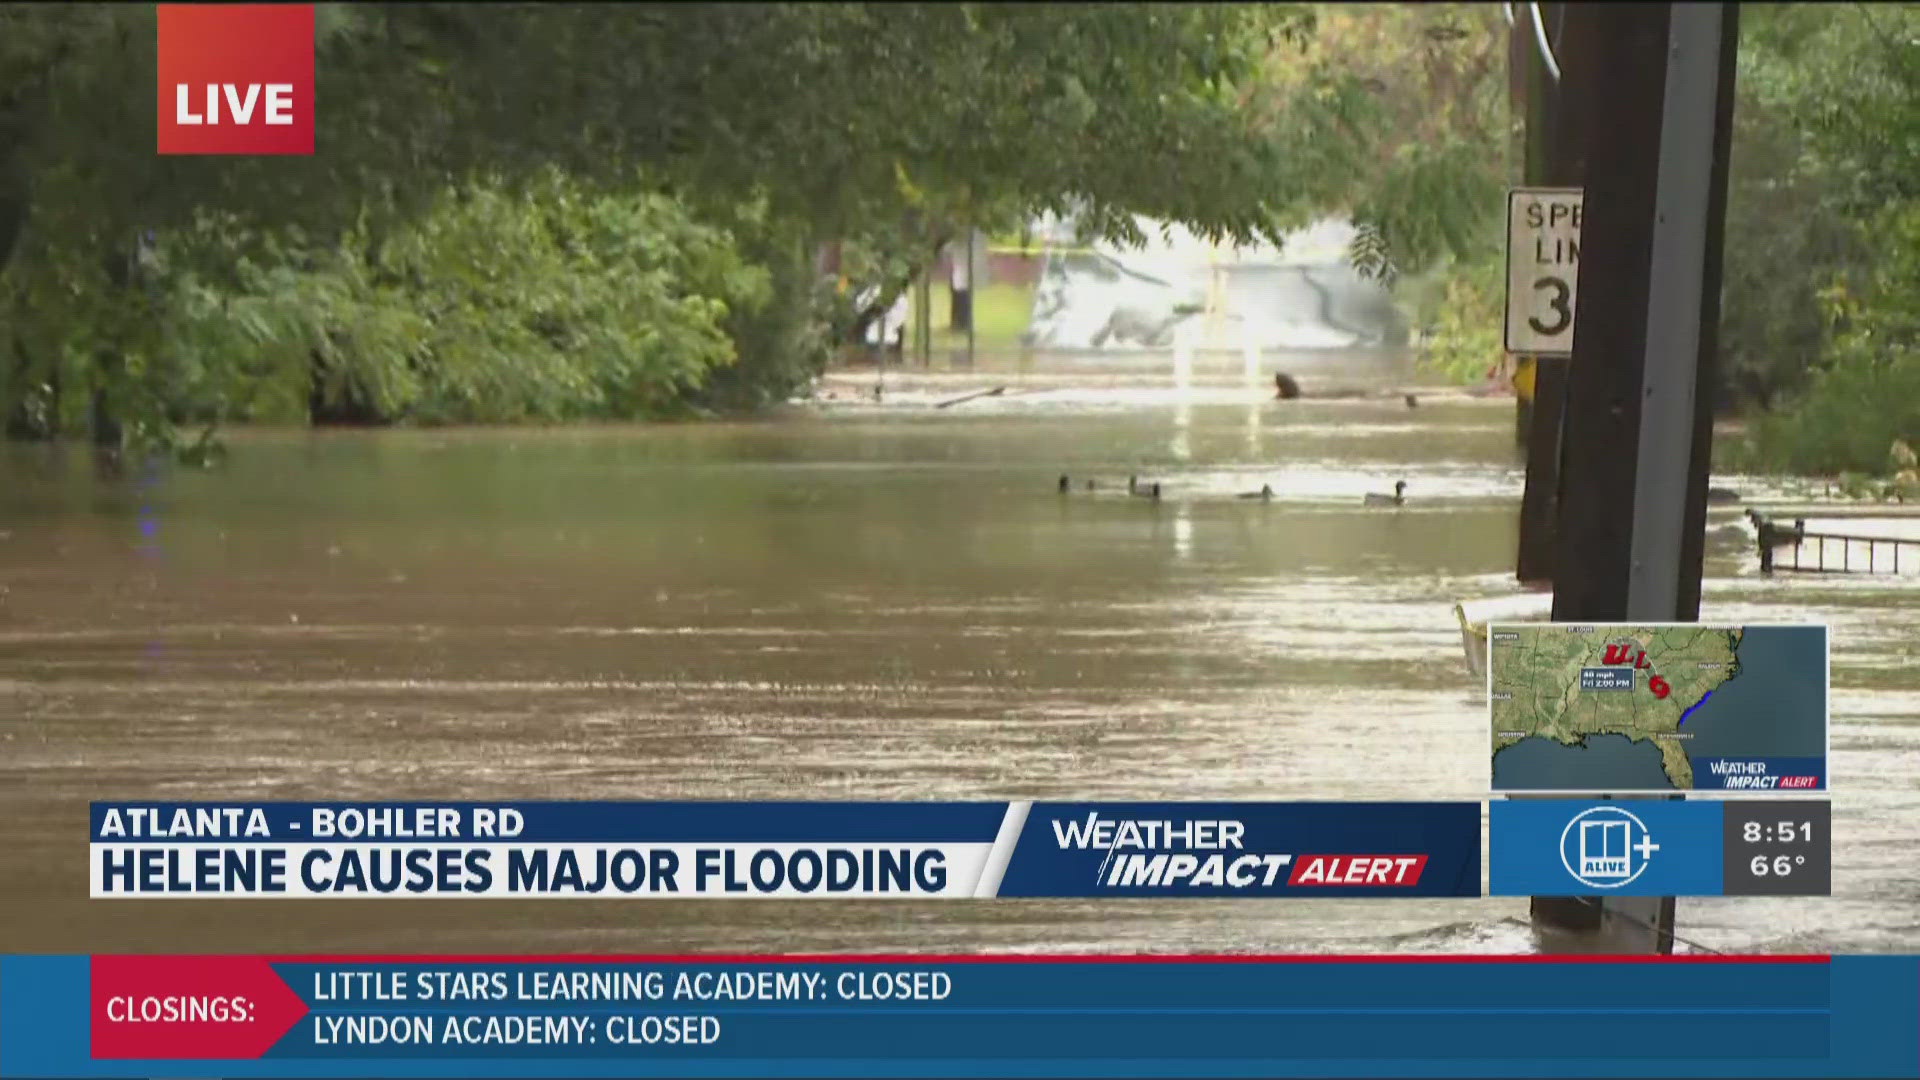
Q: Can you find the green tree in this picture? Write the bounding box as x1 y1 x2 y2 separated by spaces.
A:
161 172 769 427
1718 4 1883 411
3 4 1344 444
1254 5 1511 382
1733 5 1920 477
1 3 1555 445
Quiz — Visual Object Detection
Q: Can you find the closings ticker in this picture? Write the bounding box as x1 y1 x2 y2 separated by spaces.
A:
1505 188 1582 356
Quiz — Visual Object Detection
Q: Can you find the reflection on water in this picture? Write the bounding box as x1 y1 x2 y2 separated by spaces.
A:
0 396 1915 954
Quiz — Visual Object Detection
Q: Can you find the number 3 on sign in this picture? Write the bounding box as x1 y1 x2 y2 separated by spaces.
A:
1530 277 1572 337
1506 188 1582 355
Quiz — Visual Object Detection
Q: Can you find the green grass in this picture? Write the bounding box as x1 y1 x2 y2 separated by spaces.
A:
927 281 1035 353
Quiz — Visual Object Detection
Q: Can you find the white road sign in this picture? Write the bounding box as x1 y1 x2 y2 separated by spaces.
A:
1505 187 1583 355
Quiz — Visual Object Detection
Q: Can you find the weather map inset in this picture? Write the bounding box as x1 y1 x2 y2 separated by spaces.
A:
1489 623 1828 793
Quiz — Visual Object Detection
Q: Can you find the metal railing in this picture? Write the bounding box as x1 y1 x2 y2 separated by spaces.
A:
1751 512 1920 575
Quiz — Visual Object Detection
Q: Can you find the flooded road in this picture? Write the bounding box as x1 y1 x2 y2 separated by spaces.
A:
1 388 1915 954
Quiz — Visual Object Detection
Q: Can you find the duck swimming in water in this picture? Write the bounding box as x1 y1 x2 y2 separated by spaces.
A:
1364 480 1407 507
1238 484 1275 501
1274 373 1301 400
1404 393 1419 409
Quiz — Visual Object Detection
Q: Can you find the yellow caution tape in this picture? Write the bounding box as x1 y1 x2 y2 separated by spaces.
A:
984 245 1102 256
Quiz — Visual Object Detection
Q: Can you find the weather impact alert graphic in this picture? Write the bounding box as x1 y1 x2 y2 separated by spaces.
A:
1488 623 1829 793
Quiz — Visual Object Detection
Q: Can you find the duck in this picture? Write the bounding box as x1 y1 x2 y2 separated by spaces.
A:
1058 474 1071 493
1404 393 1419 409
1274 373 1302 400
1127 476 1162 501
1364 480 1407 507
1237 484 1275 501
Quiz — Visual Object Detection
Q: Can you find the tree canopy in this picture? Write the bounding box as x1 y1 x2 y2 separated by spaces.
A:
15 3 1801 453
1732 4 1920 478
12 3 1460 445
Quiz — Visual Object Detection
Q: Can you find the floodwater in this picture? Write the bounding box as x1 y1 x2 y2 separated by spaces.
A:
1 375 1916 955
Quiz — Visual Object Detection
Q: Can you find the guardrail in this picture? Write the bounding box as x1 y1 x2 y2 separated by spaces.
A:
1750 511 1920 575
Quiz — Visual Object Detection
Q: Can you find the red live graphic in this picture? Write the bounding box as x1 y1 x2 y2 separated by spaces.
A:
1603 643 1672 699
1287 855 1427 887
90 956 308 1059
157 5 315 155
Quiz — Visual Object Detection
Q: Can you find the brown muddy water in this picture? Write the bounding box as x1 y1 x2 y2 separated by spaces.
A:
0 386 1915 954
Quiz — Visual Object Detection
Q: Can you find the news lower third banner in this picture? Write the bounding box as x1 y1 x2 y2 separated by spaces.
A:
1 955 1916 1077
88 801 1482 899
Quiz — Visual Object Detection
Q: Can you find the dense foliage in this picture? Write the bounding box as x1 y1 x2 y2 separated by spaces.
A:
1292 0 1920 475
1253 4 1511 382
166 174 771 427
3 2 1372 448
6 2 1905 478
1731 4 1920 476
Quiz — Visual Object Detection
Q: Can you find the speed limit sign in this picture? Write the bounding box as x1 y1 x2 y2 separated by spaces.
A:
1505 188 1582 355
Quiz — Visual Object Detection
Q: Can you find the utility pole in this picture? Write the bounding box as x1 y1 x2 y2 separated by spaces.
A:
1513 1 1583 588
1531 1 1741 953
916 265 933 368
966 232 978 369
949 235 974 336
1508 4 1539 450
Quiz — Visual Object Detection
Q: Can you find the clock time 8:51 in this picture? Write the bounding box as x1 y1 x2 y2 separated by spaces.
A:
1744 819 1814 844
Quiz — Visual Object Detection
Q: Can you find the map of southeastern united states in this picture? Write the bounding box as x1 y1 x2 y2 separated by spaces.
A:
1490 626 1744 789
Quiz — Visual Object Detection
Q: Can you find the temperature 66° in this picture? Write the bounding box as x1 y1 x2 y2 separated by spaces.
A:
1751 854 1804 877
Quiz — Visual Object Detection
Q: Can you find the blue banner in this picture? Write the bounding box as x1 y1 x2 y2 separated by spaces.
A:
88 801 1482 899
87 803 1010 843
4 954 1917 1077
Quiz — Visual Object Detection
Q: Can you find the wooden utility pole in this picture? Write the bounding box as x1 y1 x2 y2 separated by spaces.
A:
1513 1 1584 588
1530 1 1741 953
966 232 978 369
1551 1 1738 623
1508 5 1540 450
915 267 933 367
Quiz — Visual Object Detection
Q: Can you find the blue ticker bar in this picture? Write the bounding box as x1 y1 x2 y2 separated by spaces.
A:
3 955 1917 1077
